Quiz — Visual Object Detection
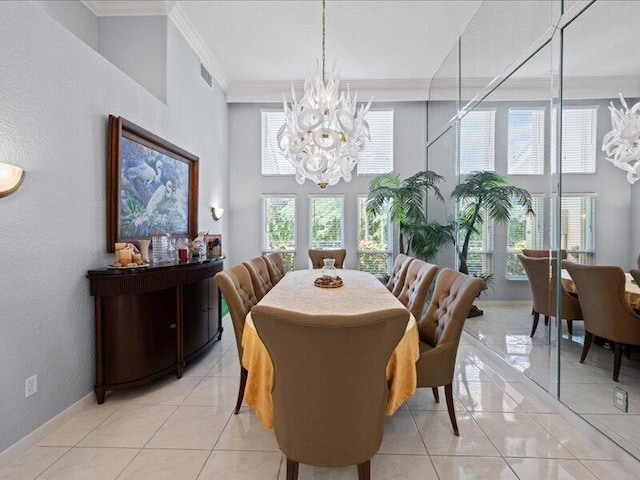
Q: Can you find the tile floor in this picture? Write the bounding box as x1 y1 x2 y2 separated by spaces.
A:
466 303 640 458
1 313 639 480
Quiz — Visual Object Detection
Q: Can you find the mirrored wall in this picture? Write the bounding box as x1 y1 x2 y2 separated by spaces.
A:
426 0 640 461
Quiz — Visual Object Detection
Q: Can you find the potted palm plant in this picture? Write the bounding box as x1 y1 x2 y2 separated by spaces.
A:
452 171 533 316
366 170 455 262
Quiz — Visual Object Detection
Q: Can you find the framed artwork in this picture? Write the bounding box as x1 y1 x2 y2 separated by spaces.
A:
204 234 222 257
107 116 199 252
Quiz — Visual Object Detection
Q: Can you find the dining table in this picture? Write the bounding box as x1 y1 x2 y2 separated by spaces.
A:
560 269 640 309
240 268 419 429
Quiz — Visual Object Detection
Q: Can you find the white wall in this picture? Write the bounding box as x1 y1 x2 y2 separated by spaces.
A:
0 1 228 453
228 102 427 269
31 0 99 50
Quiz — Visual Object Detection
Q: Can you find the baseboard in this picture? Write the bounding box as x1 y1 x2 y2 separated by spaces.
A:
475 300 531 306
0 392 94 471
462 332 640 473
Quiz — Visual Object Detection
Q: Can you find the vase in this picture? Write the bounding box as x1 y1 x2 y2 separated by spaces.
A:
321 258 337 278
138 239 150 263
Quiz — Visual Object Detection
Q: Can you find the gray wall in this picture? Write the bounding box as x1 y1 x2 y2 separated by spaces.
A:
0 2 228 453
228 102 428 269
31 0 99 50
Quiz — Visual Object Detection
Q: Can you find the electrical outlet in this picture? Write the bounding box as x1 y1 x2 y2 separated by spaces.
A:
614 386 628 413
25 375 37 398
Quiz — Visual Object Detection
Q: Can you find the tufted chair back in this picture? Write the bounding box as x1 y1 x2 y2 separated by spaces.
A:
414 268 483 436
308 249 346 269
395 259 439 319
264 253 286 285
386 254 414 297
522 248 567 259
215 264 258 359
244 257 274 301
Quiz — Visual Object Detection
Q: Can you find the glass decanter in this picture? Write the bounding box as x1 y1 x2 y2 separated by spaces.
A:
321 258 337 278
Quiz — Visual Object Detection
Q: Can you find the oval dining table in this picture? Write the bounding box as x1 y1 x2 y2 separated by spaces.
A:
240 269 419 428
561 269 640 309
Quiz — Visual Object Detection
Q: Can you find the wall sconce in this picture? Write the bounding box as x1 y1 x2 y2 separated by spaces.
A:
0 162 25 198
211 207 224 221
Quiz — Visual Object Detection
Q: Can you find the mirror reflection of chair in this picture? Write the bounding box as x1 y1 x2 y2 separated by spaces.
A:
308 249 346 269
415 269 484 435
214 264 259 414
252 305 409 480
565 262 640 382
386 254 414 297
395 259 439 319
522 249 568 259
518 255 582 337
243 257 274 301
263 252 285 285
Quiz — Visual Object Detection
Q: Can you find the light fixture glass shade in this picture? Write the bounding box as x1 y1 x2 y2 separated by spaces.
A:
0 162 25 198
603 94 640 184
277 69 371 189
211 207 224 221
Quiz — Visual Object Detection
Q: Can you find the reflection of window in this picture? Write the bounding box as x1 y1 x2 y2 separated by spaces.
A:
357 196 392 274
458 201 493 276
506 196 544 279
459 109 495 174
551 106 598 174
310 196 344 249
262 195 296 270
508 108 544 175
357 110 394 175
551 194 595 264
261 110 295 175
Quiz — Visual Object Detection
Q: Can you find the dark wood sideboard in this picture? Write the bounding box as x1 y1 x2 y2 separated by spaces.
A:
87 257 224 404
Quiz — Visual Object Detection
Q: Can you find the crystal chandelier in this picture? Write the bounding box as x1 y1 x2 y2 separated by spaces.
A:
603 94 640 184
277 0 371 189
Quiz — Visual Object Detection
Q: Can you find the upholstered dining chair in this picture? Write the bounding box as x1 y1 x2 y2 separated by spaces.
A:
395 259 439 319
251 304 409 480
214 264 259 414
243 257 274 301
386 254 415 297
308 248 346 269
518 255 582 337
564 261 640 381
415 268 484 436
263 252 285 285
630 268 640 287
522 248 568 259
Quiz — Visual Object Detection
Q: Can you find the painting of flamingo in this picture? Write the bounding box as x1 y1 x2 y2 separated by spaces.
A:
107 116 199 252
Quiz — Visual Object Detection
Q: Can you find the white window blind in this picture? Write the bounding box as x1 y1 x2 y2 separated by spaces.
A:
262 195 296 270
508 109 545 175
261 110 295 175
551 106 597 174
506 195 544 279
551 195 595 264
458 201 493 276
357 110 394 175
357 195 392 274
310 196 344 249
460 109 496 174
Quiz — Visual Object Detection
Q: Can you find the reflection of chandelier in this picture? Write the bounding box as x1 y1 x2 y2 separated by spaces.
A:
277 0 371 189
603 94 640 184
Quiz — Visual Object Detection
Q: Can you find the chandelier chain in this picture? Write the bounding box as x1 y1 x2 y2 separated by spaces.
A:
322 0 326 83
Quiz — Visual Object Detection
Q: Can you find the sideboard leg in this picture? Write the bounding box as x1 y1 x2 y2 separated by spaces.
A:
95 385 105 405
176 363 184 379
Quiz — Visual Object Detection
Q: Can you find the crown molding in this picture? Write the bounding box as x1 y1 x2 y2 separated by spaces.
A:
168 3 230 91
81 1 176 16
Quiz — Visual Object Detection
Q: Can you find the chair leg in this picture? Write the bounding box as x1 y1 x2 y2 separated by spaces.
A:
357 460 370 480
580 331 593 363
234 366 248 415
286 459 299 480
567 320 573 336
531 306 535 315
444 383 459 436
544 315 550 326
432 387 440 403
530 311 540 337
613 343 623 382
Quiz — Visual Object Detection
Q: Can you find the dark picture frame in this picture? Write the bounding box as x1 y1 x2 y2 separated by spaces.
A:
107 116 199 252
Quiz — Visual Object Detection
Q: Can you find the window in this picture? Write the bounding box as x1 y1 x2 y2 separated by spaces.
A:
459 109 495 174
551 195 595 264
357 196 392 274
357 110 394 175
506 195 545 279
309 196 344 249
508 108 545 175
458 201 493 276
262 195 296 270
261 110 295 175
551 106 597 174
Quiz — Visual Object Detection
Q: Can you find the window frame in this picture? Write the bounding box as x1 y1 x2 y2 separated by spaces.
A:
261 108 295 177
356 108 395 176
356 194 393 274
308 194 345 250
506 194 545 280
551 105 599 175
507 107 546 176
457 201 494 276
261 193 297 256
458 108 496 175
